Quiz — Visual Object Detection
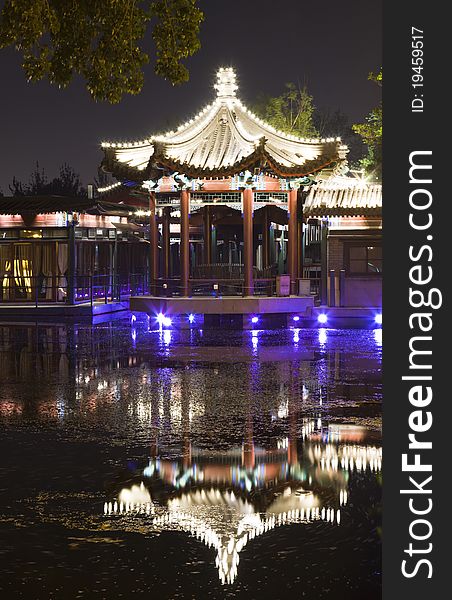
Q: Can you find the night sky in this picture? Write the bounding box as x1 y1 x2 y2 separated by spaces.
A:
0 0 381 194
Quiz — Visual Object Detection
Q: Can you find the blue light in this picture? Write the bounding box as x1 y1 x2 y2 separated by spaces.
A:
251 316 259 324
251 329 259 349
143 464 155 477
131 314 137 323
188 313 195 324
157 312 172 327
318 313 328 324
374 313 382 325
293 315 300 322
374 329 382 347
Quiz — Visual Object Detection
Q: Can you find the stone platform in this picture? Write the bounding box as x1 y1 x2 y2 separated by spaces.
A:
130 295 314 317
130 296 381 329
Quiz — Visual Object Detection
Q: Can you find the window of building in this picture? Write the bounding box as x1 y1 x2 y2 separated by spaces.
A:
346 242 382 275
20 229 42 239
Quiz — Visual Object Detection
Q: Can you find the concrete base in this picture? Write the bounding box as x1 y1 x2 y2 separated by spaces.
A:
311 306 382 329
131 295 315 330
130 295 315 316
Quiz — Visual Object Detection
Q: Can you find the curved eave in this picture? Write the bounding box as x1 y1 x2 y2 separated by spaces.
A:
102 144 343 182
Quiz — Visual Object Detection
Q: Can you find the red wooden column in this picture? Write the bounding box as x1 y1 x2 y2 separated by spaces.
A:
149 192 159 295
288 188 299 295
180 189 190 296
243 188 254 296
162 206 171 278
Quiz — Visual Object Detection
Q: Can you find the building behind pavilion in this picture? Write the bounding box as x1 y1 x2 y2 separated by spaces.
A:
303 174 382 308
0 195 149 306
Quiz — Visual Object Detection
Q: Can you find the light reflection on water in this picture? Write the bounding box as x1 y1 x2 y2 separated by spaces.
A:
105 422 381 586
0 314 381 598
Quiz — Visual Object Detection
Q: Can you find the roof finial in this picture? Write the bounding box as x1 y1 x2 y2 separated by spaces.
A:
214 67 238 99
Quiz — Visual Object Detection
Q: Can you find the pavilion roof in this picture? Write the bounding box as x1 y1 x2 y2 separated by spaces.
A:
0 195 136 217
303 177 382 218
101 68 348 182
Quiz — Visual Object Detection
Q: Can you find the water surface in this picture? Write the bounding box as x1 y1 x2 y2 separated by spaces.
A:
0 315 382 599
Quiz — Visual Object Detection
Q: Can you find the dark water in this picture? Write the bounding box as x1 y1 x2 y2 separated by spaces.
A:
0 314 382 599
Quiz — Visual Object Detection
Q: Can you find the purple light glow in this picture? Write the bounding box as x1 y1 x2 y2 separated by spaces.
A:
317 313 328 324
188 314 195 324
157 313 172 327
374 329 382 346
318 328 328 345
293 315 300 322
251 329 259 349
251 316 259 324
374 313 382 325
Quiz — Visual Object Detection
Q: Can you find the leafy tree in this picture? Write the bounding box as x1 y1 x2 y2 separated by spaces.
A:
252 83 319 138
352 69 382 180
252 84 367 165
0 0 204 103
9 163 86 196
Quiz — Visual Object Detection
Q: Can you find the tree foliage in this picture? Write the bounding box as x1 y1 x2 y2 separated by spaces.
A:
252 83 368 165
9 163 86 196
352 69 382 179
314 108 365 165
252 83 319 139
0 0 204 103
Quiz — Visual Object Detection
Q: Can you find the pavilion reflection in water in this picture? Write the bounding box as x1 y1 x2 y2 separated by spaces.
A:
103 422 381 585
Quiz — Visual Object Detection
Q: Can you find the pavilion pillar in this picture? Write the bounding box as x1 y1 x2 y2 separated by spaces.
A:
180 189 190 296
243 188 254 296
262 205 270 269
163 207 171 278
203 205 212 265
288 188 299 295
149 192 159 295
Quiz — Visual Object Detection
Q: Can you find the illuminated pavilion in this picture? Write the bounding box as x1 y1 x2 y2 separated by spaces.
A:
101 67 348 299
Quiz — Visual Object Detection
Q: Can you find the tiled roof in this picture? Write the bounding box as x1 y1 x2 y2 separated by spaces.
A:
102 68 348 182
303 179 382 217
